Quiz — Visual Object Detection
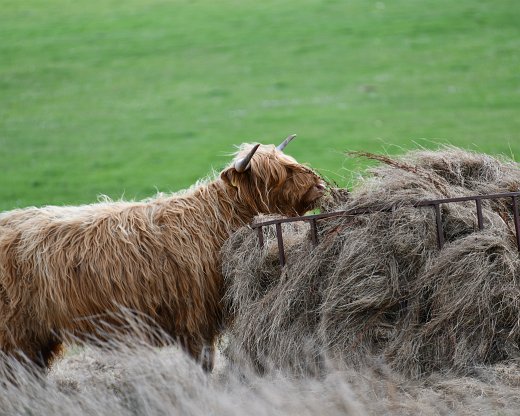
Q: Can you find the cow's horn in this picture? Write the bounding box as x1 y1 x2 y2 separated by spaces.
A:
276 134 297 151
234 143 260 173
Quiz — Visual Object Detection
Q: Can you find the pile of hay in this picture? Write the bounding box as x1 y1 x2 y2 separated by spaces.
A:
222 147 520 377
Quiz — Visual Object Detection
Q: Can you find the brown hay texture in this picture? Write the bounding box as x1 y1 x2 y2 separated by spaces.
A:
222 147 520 378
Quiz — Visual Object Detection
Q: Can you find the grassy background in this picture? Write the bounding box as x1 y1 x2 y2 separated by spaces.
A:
1 0 519 210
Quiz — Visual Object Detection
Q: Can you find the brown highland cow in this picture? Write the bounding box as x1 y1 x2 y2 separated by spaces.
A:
0 135 325 371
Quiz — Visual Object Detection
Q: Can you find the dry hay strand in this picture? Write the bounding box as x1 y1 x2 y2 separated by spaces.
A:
222 146 520 377
3 337 520 415
0 308 519 415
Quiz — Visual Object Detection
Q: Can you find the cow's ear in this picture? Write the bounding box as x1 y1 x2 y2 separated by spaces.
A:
221 144 259 189
221 167 241 188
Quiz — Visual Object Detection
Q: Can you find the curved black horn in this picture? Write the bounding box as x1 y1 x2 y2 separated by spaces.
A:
234 143 260 173
276 134 297 151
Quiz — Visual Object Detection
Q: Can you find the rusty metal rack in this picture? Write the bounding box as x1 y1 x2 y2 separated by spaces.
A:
251 191 520 267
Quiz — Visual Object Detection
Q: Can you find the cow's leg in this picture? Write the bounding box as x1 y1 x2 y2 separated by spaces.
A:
1 324 63 370
157 311 217 372
201 343 215 372
183 336 215 372
37 338 64 368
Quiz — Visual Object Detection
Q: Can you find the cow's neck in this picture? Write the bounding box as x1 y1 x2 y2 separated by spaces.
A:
204 180 258 234
169 180 258 245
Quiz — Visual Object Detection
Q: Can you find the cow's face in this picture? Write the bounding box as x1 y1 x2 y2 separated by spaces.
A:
221 137 325 216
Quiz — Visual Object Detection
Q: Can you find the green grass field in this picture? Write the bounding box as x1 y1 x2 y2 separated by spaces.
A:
1 0 519 210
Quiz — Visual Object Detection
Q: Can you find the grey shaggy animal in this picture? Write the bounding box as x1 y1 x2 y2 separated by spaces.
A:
0 136 325 371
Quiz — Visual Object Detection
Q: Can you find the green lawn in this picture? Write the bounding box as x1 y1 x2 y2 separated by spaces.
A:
1 0 519 210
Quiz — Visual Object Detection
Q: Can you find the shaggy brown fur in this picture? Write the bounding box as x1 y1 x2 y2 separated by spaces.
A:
0 143 324 370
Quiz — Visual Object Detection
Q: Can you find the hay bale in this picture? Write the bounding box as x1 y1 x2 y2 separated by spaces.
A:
222 147 520 377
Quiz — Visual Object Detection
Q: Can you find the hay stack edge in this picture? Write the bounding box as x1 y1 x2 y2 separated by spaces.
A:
222 147 520 378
